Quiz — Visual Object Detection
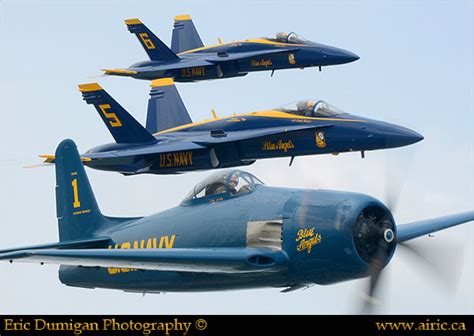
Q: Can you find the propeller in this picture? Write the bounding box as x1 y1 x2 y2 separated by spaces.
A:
359 148 464 313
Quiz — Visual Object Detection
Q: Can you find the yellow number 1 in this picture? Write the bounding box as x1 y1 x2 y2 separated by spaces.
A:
72 178 81 208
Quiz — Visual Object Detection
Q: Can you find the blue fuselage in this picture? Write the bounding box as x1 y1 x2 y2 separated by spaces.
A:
123 40 359 82
59 185 396 292
84 111 423 175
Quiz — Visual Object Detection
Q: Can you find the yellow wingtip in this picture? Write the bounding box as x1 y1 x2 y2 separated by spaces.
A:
174 14 192 21
124 18 142 25
78 83 103 92
39 154 55 163
101 68 138 75
39 154 91 163
150 78 175 87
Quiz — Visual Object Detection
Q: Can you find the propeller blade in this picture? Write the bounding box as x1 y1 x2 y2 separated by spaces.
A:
383 147 415 213
397 240 464 291
360 242 389 314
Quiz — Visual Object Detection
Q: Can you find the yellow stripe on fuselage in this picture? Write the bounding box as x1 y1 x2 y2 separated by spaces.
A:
178 38 307 55
154 110 363 135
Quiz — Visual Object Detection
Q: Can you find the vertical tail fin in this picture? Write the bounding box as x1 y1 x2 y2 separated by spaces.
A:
79 83 156 144
124 18 179 61
147 78 192 134
55 139 105 241
171 14 204 53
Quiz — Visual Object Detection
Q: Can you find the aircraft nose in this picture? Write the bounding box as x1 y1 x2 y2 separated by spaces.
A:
372 122 424 148
337 49 360 64
320 46 360 64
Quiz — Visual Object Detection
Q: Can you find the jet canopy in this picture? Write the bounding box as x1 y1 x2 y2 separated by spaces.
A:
276 99 346 118
265 32 312 45
182 170 264 204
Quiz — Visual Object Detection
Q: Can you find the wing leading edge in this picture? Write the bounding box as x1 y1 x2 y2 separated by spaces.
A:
0 247 289 274
397 211 474 243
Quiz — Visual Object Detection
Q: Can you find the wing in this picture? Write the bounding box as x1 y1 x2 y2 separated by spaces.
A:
192 124 333 145
83 124 332 160
203 48 300 63
0 247 288 274
397 211 474 243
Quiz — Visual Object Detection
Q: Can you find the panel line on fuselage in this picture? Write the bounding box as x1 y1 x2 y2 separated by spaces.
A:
153 110 363 136
177 39 307 55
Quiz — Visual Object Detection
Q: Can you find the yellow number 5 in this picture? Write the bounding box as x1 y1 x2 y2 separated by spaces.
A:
139 33 156 50
99 104 122 127
72 178 80 208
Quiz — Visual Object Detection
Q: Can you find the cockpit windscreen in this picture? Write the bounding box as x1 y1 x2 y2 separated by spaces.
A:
182 170 264 203
276 100 346 118
264 32 312 45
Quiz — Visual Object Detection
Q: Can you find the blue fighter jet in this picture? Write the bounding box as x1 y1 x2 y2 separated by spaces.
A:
2 139 473 301
101 15 359 82
40 79 423 175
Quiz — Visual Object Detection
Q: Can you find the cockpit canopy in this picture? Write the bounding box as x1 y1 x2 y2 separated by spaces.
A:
265 32 313 45
182 170 264 204
276 99 346 118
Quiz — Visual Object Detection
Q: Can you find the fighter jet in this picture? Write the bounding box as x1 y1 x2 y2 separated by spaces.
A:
101 15 359 82
39 79 423 175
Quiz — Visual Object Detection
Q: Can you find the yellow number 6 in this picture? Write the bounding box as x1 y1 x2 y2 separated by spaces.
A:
139 33 156 50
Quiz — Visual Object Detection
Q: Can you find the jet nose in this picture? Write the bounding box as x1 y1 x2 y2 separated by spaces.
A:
321 46 360 64
373 122 424 148
403 129 424 144
338 49 360 64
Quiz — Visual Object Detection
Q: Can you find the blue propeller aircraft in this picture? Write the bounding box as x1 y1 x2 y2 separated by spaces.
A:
101 15 360 82
2 139 473 301
39 79 423 175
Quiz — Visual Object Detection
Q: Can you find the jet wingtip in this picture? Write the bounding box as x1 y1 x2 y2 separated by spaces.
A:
101 68 138 76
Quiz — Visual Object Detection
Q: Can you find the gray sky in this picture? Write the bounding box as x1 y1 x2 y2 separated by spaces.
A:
0 0 473 314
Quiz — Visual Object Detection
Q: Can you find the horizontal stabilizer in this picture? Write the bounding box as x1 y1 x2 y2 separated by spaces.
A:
0 237 111 254
0 247 289 274
83 141 206 160
125 18 179 61
171 14 204 53
397 211 474 243
79 83 156 144
147 78 192 133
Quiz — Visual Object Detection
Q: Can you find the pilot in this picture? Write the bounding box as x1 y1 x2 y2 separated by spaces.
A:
296 100 315 116
229 174 239 196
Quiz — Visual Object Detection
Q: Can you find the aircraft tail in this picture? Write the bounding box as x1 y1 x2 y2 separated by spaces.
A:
79 83 156 144
55 139 133 241
171 14 204 53
147 78 192 134
125 18 179 62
